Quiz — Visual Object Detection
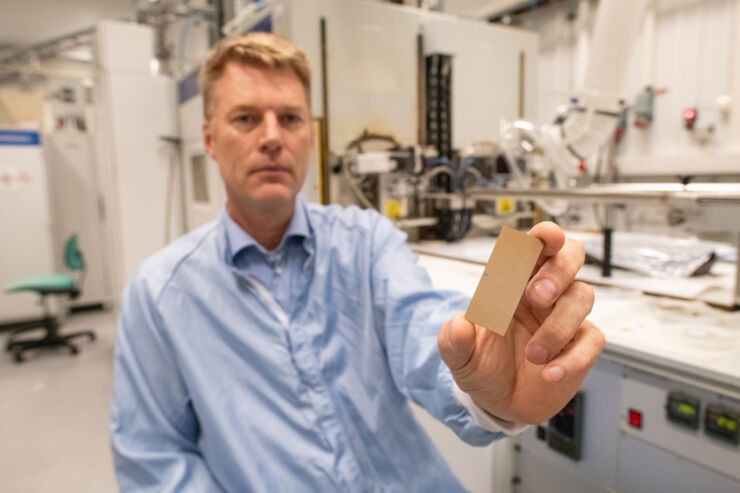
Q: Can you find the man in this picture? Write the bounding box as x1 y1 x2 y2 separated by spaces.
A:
110 33 604 492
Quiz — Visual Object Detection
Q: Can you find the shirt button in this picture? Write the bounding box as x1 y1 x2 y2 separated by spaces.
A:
274 266 283 275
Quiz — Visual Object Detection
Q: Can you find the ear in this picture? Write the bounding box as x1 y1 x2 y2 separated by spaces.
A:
203 119 216 161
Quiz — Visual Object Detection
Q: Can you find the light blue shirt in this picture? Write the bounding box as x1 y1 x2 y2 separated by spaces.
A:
223 198 311 315
110 197 501 492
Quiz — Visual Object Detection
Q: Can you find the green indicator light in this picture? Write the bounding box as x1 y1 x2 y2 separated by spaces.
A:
678 403 695 416
714 416 738 431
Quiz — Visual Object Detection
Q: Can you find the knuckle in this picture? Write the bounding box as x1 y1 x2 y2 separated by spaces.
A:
572 238 586 263
568 347 587 368
593 326 606 350
574 348 595 372
542 259 571 288
537 241 585 287
545 320 572 344
570 281 595 306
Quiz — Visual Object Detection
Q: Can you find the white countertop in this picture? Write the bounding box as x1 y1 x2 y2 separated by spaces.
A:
411 234 737 307
414 245 740 394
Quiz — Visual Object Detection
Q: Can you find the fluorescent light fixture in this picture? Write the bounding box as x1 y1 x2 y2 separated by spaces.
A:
149 58 161 75
63 49 93 62
513 120 534 131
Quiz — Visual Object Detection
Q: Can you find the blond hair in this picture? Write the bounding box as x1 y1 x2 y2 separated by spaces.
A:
198 33 311 120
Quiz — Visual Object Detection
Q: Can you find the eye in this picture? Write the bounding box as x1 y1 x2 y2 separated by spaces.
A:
279 113 302 126
234 114 258 125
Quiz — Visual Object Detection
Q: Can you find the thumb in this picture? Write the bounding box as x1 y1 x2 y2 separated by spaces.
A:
437 312 477 372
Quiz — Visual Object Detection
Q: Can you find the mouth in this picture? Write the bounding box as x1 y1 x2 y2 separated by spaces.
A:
251 164 290 175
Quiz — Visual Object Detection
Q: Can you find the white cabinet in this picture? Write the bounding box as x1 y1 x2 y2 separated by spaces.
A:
0 131 56 322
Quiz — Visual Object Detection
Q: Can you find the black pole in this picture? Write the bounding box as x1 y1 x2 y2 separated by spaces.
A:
602 227 613 277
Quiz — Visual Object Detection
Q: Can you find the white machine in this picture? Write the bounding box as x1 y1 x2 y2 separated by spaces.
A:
517 289 740 493
415 243 740 493
0 130 57 323
405 1 740 490
93 20 181 299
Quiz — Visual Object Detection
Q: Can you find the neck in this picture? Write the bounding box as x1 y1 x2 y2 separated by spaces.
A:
226 198 296 251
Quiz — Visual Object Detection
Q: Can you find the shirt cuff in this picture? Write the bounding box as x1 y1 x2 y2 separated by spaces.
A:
453 382 530 436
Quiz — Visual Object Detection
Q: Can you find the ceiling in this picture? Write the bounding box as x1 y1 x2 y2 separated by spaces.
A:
440 0 510 16
0 0 135 49
0 0 532 52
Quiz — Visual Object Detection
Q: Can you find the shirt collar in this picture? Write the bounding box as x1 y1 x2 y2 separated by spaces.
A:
222 196 312 264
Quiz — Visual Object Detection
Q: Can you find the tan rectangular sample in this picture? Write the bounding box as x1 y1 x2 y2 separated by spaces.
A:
465 226 543 335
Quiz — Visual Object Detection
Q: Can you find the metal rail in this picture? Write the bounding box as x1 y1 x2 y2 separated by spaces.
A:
423 183 740 206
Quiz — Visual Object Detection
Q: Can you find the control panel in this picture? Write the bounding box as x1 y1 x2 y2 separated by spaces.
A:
548 392 584 460
620 368 740 482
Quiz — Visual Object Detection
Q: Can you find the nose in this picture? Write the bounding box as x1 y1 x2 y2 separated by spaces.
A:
259 112 282 156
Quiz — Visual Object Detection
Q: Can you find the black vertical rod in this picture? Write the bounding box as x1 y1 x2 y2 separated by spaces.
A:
602 227 613 277
417 31 425 146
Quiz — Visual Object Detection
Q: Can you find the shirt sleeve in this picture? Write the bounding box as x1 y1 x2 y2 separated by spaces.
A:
110 275 226 492
453 383 530 436
369 214 504 446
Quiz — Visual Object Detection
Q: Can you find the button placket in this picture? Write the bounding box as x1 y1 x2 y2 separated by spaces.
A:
289 302 364 489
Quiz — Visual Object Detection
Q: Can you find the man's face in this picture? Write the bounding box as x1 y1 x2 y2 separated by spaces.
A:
203 62 313 213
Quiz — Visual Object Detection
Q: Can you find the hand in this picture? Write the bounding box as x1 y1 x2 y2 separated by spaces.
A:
437 222 605 424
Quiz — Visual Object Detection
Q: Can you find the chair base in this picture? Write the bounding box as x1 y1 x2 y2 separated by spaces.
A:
5 316 95 363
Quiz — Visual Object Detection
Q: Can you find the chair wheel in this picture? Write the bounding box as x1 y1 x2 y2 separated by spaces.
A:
69 345 79 356
12 350 24 363
88 332 96 342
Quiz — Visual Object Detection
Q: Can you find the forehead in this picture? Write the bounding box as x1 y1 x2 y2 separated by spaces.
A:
213 61 309 110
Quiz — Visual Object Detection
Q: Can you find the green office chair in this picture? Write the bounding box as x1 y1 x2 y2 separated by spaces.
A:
5 234 95 363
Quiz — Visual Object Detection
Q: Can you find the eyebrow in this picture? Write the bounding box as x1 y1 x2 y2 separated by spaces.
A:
226 104 307 117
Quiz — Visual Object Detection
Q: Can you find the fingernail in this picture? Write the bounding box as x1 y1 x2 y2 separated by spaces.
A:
544 365 564 382
534 279 556 304
527 344 549 365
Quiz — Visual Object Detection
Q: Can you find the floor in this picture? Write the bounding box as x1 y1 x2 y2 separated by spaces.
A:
0 311 118 492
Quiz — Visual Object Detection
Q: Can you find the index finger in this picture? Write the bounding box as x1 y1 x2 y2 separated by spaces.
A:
525 223 586 309
528 221 566 261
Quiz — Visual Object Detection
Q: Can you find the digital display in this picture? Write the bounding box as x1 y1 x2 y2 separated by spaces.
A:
551 402 577 438
705 405 740 445
677 403 696 417
548 392 584 461
665 392 700 430
715 416 736 431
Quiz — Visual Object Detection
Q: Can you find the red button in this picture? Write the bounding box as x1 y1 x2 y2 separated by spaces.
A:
628 409 642 429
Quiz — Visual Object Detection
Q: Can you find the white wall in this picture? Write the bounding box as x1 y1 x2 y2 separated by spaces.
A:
282 0 537 153
277 0 537 208
526 0 740 175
